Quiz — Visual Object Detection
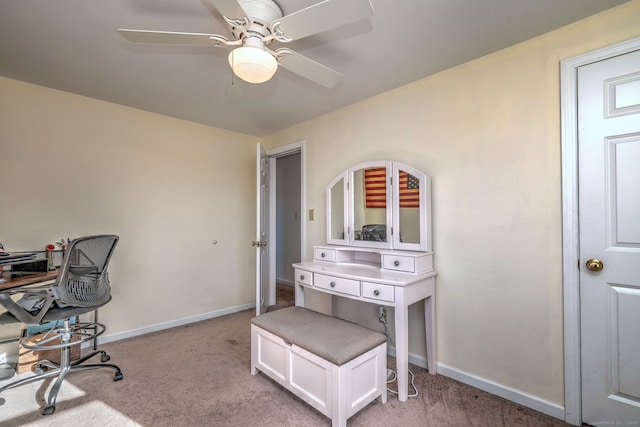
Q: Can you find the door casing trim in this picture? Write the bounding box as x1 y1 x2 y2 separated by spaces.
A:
560 35 640 426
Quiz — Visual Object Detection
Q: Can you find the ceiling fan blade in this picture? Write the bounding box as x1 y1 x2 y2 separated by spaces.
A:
274 0 373 41
117 29 229 46
276 49 343 88
205 0 248 20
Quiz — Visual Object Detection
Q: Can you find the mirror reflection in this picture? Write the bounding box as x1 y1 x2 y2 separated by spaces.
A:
398 169 420 244
326 160 430 252
353 167 387 242
329 177 345 240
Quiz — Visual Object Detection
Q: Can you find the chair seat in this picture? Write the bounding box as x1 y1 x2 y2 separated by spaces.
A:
0 298 109 325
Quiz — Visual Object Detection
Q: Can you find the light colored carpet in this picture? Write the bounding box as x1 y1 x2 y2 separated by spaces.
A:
0 305 574 426
266 283 295 312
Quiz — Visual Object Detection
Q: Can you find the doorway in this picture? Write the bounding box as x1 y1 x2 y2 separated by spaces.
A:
561 36 640 425
265 141 305 312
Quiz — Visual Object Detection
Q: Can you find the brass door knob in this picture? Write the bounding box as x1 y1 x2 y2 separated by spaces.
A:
586 258 604 272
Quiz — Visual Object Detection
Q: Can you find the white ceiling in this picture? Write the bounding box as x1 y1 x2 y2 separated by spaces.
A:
0 0 630 137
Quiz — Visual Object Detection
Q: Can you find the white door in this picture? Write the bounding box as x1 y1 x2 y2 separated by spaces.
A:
255 143 271 315
578 48 640 424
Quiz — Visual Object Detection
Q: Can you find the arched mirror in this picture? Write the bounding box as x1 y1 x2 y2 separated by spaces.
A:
326 171 348 245
392 163 430 252
326 161 431 252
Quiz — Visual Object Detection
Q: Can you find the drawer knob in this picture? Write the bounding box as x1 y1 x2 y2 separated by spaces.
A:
330 282 336 288
373 290 380 296
300 275 305 280
394 260 400 266
321 252 326 258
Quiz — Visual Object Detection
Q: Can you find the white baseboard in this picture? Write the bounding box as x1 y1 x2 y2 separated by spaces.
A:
386 346 429 371
276 278 294 286
93 303 255 346
437 363 565 420
386 347 564 421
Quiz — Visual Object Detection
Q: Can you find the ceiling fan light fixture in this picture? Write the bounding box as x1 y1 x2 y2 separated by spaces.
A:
228 46 277 84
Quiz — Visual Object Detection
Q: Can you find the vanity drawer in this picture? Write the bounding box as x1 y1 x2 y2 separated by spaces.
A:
315 274 360 297
382 255 416 273
362 282 395 303
314 248 336 262
295 269 313 286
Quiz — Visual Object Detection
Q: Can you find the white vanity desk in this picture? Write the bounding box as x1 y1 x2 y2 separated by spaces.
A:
293 245 437 402
296 160 437 402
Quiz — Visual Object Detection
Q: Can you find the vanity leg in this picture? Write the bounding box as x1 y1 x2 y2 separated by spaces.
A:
394 304 409 402
295 284 305 307
329 294 338 317
424 294 437 375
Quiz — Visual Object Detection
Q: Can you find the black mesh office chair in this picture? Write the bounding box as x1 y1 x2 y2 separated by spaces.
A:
0 235 123 415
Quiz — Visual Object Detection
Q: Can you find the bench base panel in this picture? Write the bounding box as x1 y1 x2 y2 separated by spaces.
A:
251 324 387 427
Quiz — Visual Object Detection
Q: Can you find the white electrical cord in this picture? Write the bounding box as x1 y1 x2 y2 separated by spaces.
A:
386 368 419 398
380 313 419 398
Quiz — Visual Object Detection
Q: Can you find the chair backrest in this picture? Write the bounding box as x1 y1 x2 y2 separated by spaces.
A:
53 235 119 308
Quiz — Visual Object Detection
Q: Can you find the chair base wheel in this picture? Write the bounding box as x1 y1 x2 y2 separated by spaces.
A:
101 354 110 362
114 371 123 381
42 404 56 415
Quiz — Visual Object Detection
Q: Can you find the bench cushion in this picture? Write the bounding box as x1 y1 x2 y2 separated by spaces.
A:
251 306 387 366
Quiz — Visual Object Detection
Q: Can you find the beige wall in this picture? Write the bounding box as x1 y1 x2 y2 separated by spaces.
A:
262 1 640 406
0 77 258 340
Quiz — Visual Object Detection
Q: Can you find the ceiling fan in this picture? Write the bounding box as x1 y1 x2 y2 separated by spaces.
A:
117 0 374 88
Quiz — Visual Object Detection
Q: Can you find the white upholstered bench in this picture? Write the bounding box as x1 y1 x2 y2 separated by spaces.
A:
251 306 387 427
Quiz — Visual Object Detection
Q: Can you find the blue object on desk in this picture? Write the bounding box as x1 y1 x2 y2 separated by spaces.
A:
25 317 77 336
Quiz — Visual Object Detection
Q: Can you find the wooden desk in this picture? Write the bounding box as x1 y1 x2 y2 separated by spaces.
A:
0 270 58 291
